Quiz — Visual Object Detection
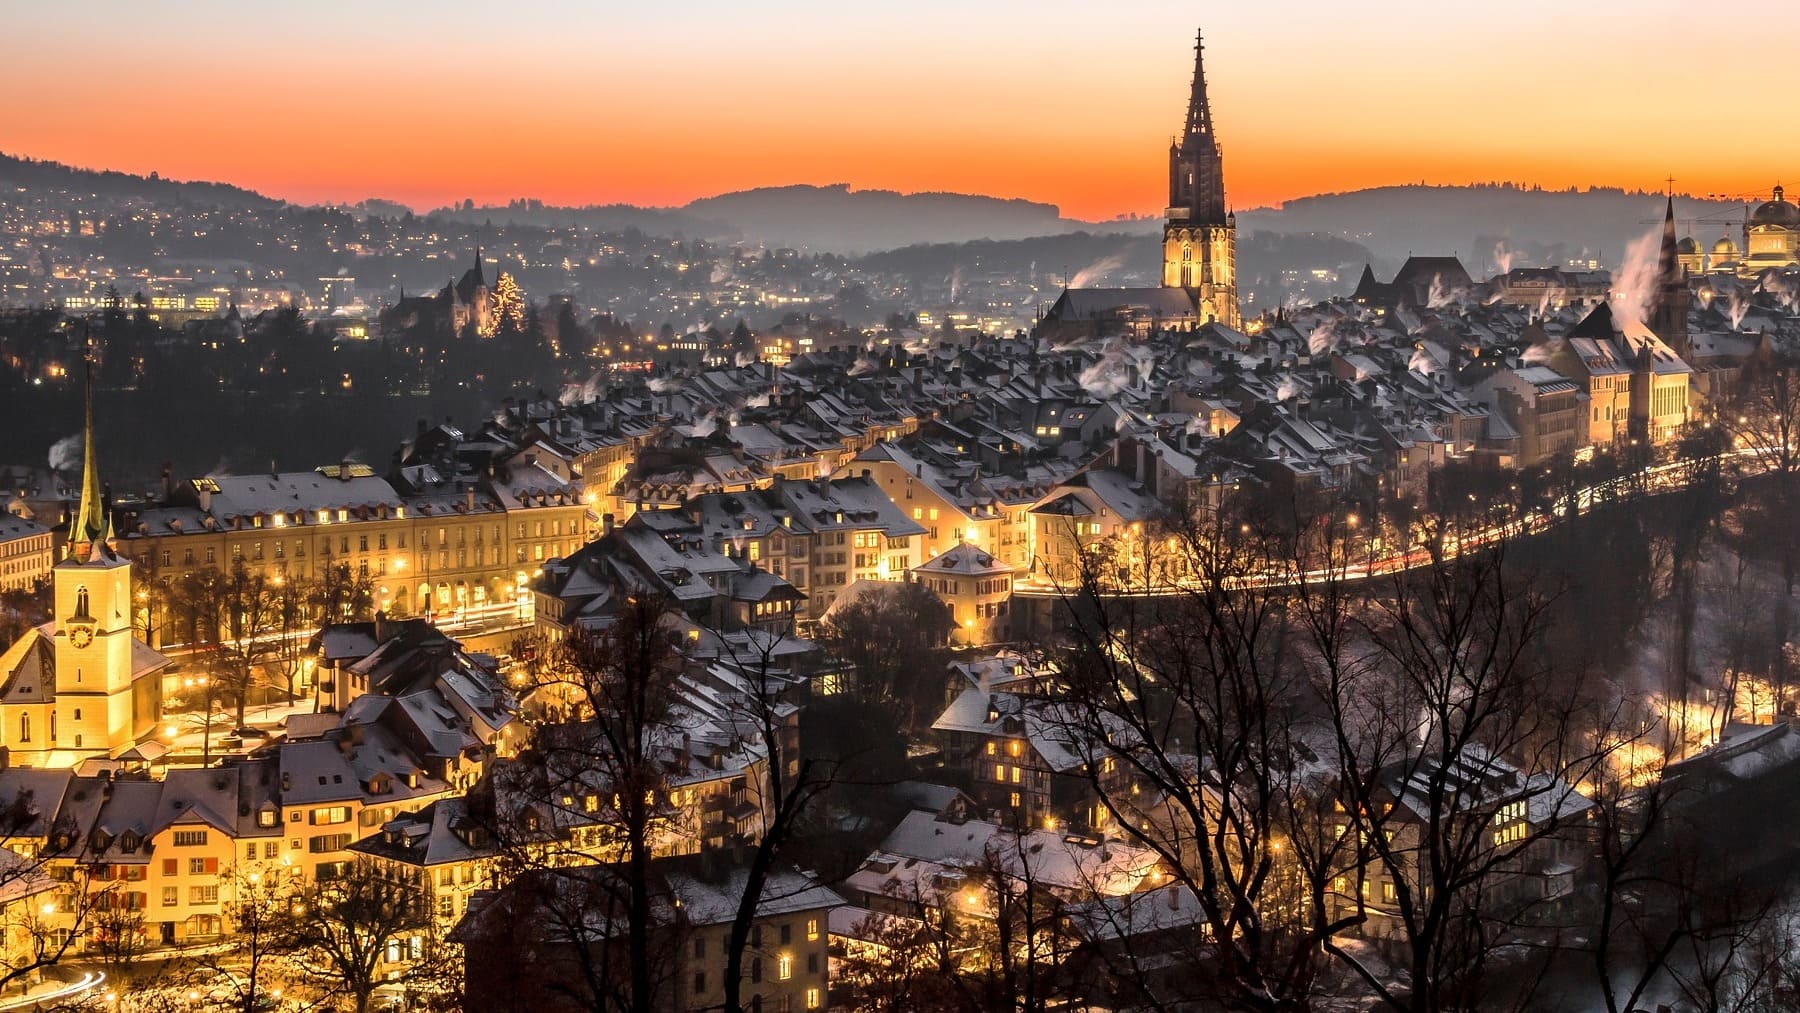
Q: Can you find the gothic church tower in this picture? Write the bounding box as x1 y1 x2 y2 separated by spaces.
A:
1162 29 1240 329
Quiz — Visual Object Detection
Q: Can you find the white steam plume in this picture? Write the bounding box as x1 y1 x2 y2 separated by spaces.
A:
1069 254 1127 289
1078 340 1137 398
48 434 81 473
1427 273 1468 310
1409 346 1441 376
1728 287 1750 330
1608 228 1662 330
1493 241 1515 276
1308 318 1341 356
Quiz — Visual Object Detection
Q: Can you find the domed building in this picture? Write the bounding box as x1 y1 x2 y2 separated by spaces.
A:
1740 184 1800 276
1711 233 1741 274
1676 235 1704 276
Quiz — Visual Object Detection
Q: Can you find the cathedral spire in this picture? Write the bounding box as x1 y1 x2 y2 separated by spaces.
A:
69 336 113 561
1659 192 1681 281
1652 192 1692 356
1184 28 1215 139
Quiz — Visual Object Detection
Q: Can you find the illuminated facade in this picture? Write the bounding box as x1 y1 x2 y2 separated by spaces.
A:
1162 29 1239 329
0 359 166 767
1738 185 1800 277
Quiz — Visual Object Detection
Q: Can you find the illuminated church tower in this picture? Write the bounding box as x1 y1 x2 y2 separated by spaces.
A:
1162 29 1240 329
49 347 161 761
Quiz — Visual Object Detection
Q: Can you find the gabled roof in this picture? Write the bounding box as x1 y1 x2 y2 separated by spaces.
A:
917 541 1012 576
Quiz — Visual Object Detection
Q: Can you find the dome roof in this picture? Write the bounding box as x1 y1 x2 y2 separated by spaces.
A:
1713 235 1741 257
1752 185 1800 229
1677 236 1700 254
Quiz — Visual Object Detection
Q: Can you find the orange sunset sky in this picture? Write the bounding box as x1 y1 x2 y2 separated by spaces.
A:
7 0 1791 220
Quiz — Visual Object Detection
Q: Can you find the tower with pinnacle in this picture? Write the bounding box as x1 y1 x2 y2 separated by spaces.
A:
1651 193 1691 359
44 341 162 761
1162 29 1240 329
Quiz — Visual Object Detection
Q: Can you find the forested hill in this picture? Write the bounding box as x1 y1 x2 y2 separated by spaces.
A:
0 152 280 210
1238 183 1748 273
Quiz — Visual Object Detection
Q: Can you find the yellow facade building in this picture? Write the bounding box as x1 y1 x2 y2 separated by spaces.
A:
0 365 166 767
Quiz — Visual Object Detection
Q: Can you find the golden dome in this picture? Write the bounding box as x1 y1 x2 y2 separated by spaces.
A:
1713 234 1740 258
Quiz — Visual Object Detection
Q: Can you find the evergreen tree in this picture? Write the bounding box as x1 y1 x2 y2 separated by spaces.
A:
491 271 525 337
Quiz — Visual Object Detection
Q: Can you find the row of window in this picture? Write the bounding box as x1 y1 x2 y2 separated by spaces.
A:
145 519 582 569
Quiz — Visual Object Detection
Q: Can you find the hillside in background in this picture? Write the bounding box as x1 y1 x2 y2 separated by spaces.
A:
1239 183 1750 273
0 152 280 210
683 184 1111 253
429 183 1121 254
5 151 1754 275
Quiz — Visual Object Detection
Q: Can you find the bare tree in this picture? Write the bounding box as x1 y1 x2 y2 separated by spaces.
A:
213 561 279 730
205 865 304 1013
286 858 436 1013
707 626 846 1013
267 569 314 705
495 593 686 1012
1048 494 1358 1012
1313 534 1616 1013
815 580 952 730
313 561 376 625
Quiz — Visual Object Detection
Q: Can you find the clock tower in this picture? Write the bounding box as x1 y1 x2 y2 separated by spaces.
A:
49 345 158 760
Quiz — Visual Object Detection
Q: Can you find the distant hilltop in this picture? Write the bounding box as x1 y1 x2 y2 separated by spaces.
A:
0 151 1764 268
1239 183 1752 273
0 151 279 211
428 183 1113 255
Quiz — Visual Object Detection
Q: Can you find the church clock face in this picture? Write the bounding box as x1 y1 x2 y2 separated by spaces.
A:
69 625 93 649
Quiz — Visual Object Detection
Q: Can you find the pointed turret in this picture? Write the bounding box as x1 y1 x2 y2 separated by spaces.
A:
1183 28 1216 140
1652 193 1692 356
68 341 113 561
1658 193 1681 283
1167 29 1227 226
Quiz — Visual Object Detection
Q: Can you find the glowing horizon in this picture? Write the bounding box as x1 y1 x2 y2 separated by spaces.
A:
8 0 1790 221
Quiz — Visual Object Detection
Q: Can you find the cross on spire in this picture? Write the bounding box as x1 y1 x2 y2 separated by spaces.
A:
1184 28 1214 139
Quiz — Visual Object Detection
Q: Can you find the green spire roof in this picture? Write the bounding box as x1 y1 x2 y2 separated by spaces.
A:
69 345 112 560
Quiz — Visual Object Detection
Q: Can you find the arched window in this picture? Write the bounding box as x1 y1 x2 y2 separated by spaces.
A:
1182 244 1192 262
74 587 90 618
18 714 28 744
